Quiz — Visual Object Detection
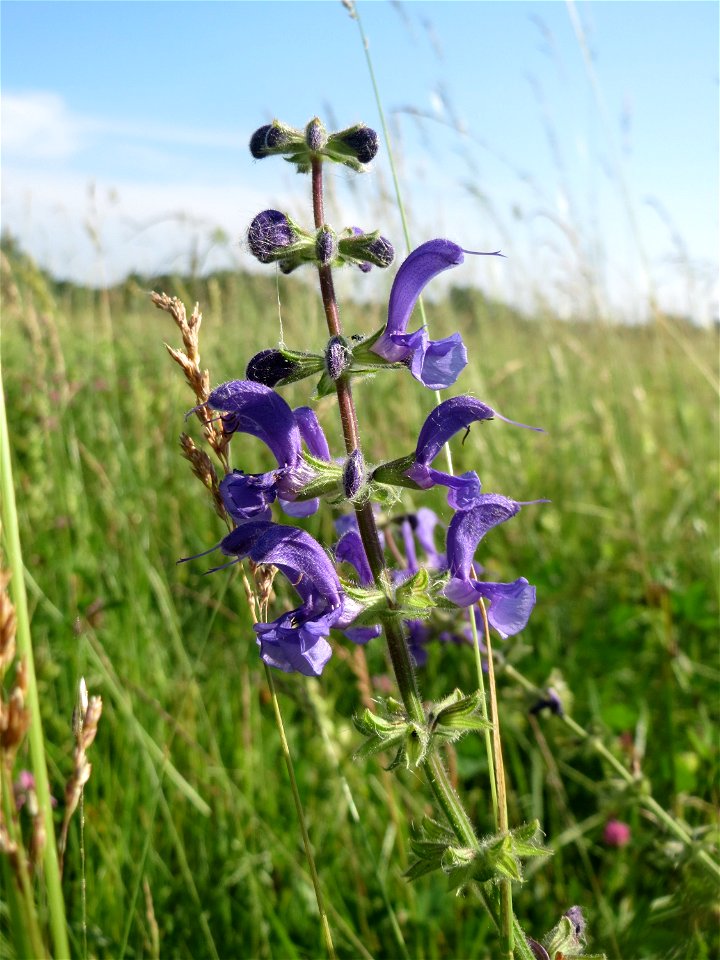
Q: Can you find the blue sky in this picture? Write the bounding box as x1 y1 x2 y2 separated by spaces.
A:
2 1 718 320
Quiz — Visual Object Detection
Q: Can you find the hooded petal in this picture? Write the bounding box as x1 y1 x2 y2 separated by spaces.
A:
386 239 465 337
208 381 301 468
221 521 342 608
415 396 497 466
446 496 523 579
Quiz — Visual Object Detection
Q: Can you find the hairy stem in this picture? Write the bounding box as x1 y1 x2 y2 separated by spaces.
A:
311 152 532 960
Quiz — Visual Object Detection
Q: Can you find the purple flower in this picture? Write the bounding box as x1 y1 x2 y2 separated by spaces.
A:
444 495 537 638
208 381 331 520
218 521 346 676
603 819 631 848
333 526 382 645
405 395 542 509
371 240 501 389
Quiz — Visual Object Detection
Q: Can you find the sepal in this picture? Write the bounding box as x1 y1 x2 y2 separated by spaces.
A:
246 348 325 387
289 453 343 501
371 454 423 490
395 568 435 614
337 229 394 269
429 689 492 734
406 818 550 889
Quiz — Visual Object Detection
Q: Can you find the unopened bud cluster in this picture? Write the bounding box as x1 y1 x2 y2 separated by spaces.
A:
247 210 394 275
250 117 378 172
246 116 392 275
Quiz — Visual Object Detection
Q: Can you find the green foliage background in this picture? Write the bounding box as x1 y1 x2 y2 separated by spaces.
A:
2 237 718 959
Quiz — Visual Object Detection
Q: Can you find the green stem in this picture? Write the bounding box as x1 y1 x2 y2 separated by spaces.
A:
478 602 514 958
1 770 48 959
264 664 336 960
350 3 456 476
503 662 720 883
0 338 70 958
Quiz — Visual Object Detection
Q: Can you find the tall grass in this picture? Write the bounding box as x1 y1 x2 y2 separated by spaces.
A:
1 233 718 957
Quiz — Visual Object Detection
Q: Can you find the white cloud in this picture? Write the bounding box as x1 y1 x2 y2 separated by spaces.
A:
2 91 81 159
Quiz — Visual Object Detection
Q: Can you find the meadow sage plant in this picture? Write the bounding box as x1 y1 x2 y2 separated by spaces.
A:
171 117 608 960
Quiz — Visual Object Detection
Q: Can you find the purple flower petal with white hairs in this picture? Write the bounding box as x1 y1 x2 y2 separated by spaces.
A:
371 239 501 388
405 395 542 508
208 382 332 521
444 495 537 638
219 521 345 676
209 381 300 466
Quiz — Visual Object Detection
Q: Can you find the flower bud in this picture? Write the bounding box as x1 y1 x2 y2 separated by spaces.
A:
247 210 296 263
246 348 325 387
339 229 395 270
249 121 300 159
329 124 379 165
325 335 352 381
343 449 365 499
246 349 299 387
305 117 327 153
315 226 337 266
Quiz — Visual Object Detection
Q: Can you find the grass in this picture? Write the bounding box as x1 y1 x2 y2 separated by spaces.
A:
1 239 718 959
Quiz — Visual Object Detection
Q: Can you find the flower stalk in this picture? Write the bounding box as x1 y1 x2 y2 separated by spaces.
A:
0 355 70 959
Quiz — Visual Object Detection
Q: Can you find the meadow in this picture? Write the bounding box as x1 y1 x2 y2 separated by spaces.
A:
1 234 718 959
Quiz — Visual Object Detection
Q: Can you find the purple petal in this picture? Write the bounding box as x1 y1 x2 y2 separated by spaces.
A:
400 519 419 572
414 507 446 569
255 611 334 677
278 497 320 518
208 381 301 468
342 626 381 645
415 396 497 466
399 330 468 389
335 529 373 586
446 495 523 579
406 464 481 510
293 407 331 460
220 470 276 522
386 239 465 337
221 522 342 607
479 579 536 638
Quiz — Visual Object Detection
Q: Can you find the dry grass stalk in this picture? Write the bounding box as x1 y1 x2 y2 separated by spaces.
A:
179 433 226 521
151 292 230 470
58 677 103 870
151 290 263 623
0 568 17 675
1 660 30 764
